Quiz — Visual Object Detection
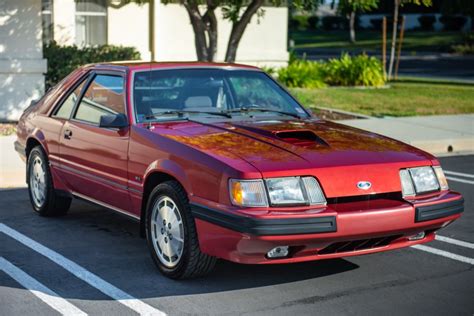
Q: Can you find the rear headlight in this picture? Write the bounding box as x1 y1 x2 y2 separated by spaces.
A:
400 166 446 197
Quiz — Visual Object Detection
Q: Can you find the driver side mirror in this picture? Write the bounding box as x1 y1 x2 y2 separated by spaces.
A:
99 113 128 129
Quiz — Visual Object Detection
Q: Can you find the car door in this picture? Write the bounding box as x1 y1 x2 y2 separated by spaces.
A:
59 71 131 212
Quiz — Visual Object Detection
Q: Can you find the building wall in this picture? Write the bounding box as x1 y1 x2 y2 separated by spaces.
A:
53 0 75 45
0 0 46 121
50 1 288 67
154 4 289 67
107 3 150 60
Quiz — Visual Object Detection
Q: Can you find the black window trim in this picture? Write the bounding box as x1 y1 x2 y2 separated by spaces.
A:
70 70 129 128
50 71 93 119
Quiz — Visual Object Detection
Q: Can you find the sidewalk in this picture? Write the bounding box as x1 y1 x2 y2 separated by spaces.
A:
0 136 26 188
340 114 474 156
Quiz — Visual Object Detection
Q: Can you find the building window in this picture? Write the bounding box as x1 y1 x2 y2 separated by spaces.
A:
41 0 54 45
75 0 107 47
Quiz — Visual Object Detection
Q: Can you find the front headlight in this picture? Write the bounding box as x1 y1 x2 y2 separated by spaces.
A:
266 177 306 205
400 166 448 197
229 176 326 207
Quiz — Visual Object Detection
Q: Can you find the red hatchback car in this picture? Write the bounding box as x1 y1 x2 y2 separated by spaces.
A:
15 62 463 279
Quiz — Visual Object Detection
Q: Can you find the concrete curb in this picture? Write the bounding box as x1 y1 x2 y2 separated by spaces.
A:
315 106 373 119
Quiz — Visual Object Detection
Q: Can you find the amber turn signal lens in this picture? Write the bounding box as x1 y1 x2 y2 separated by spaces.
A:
228 179 268 207
231 181 243 205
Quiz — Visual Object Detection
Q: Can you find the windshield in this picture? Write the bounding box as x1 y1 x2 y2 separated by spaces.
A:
132 68 309 122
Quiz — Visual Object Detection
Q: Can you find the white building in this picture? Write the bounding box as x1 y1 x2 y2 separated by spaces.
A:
0 0 289 121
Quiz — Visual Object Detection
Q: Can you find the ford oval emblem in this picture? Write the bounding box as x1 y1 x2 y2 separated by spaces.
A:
357 181 372 190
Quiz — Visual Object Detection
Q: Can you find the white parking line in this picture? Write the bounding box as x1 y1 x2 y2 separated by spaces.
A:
444 170 474 179
446 176 474 185
436 235 474 250
0 223 166 316
0 257 87 316
412 244 474 265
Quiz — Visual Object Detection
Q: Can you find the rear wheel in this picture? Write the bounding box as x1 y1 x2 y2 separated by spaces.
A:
27 146 71 216
146 181 216 279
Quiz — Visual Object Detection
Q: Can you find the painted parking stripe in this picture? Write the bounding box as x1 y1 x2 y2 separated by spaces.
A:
444 170 474 179
412 244 474 265
436 235 474 250
446 176 474 185
0 223 166 316
0 257 87 316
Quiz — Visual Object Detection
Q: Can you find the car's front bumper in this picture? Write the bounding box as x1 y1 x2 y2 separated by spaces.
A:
191 192 464 264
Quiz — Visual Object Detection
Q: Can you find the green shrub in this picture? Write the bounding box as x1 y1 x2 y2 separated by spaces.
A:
44 41 141 89
261 66 276 76
418 15 436 31
451 33 474 55
289 18 300 30
277 60 326 88
439 15 467 31
307 16 319 30
277 54 385 88
321 16 345 31
324 53 385 87
452 44 474 55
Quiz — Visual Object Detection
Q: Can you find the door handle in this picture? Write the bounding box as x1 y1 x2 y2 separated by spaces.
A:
64 129 73 140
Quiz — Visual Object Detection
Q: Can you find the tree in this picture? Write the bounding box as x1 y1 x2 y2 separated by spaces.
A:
387 0 431 80
336 0 379 43
122 0 321 63
440 0 474 30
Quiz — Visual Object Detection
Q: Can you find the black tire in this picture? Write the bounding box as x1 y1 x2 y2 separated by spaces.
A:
145 180 216 279
27 146 71 216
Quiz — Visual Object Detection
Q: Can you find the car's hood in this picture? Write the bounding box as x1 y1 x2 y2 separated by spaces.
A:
149 118 435 197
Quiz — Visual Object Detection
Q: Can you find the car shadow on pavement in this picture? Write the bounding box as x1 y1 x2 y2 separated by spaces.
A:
0 189 359 300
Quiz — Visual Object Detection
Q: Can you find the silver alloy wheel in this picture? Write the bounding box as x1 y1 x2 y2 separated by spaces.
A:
151 196 185 268
30 156 46 208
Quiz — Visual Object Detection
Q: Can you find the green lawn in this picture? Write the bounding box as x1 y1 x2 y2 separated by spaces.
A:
290 78 474 117
291 30 464 53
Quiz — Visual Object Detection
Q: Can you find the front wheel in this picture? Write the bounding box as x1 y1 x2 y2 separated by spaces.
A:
145 181 216 279
27 146 71 216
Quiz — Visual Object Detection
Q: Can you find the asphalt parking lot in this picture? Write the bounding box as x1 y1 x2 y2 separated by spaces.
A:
1 155 473 315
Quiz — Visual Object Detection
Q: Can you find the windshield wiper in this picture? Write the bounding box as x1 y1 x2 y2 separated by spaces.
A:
225 107 302 119
145 110 232 120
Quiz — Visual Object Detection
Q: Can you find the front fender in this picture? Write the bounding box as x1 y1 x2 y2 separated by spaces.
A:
143 158 193 195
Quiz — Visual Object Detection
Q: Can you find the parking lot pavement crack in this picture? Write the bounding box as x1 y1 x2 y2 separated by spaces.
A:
244 267 473 314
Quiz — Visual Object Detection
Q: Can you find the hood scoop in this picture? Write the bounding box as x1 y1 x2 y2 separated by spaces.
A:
230 123 329 148
274 130 329 147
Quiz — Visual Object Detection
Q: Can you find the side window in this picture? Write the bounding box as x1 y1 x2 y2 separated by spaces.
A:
74 74 125 125
53 79 88 119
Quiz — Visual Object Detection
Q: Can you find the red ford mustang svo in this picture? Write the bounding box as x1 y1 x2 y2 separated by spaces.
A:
15 62 464 279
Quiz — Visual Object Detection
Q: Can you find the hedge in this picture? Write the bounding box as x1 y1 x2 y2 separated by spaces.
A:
276 54 385 88
44 41 141 89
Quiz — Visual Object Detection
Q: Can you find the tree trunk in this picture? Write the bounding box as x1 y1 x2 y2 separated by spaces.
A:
183 2 209 61
202 0 218 61
387 0 400 80
225 0 264 63
349 11 356 43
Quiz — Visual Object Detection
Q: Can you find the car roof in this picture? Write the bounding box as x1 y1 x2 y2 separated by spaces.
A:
88 61 261 72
